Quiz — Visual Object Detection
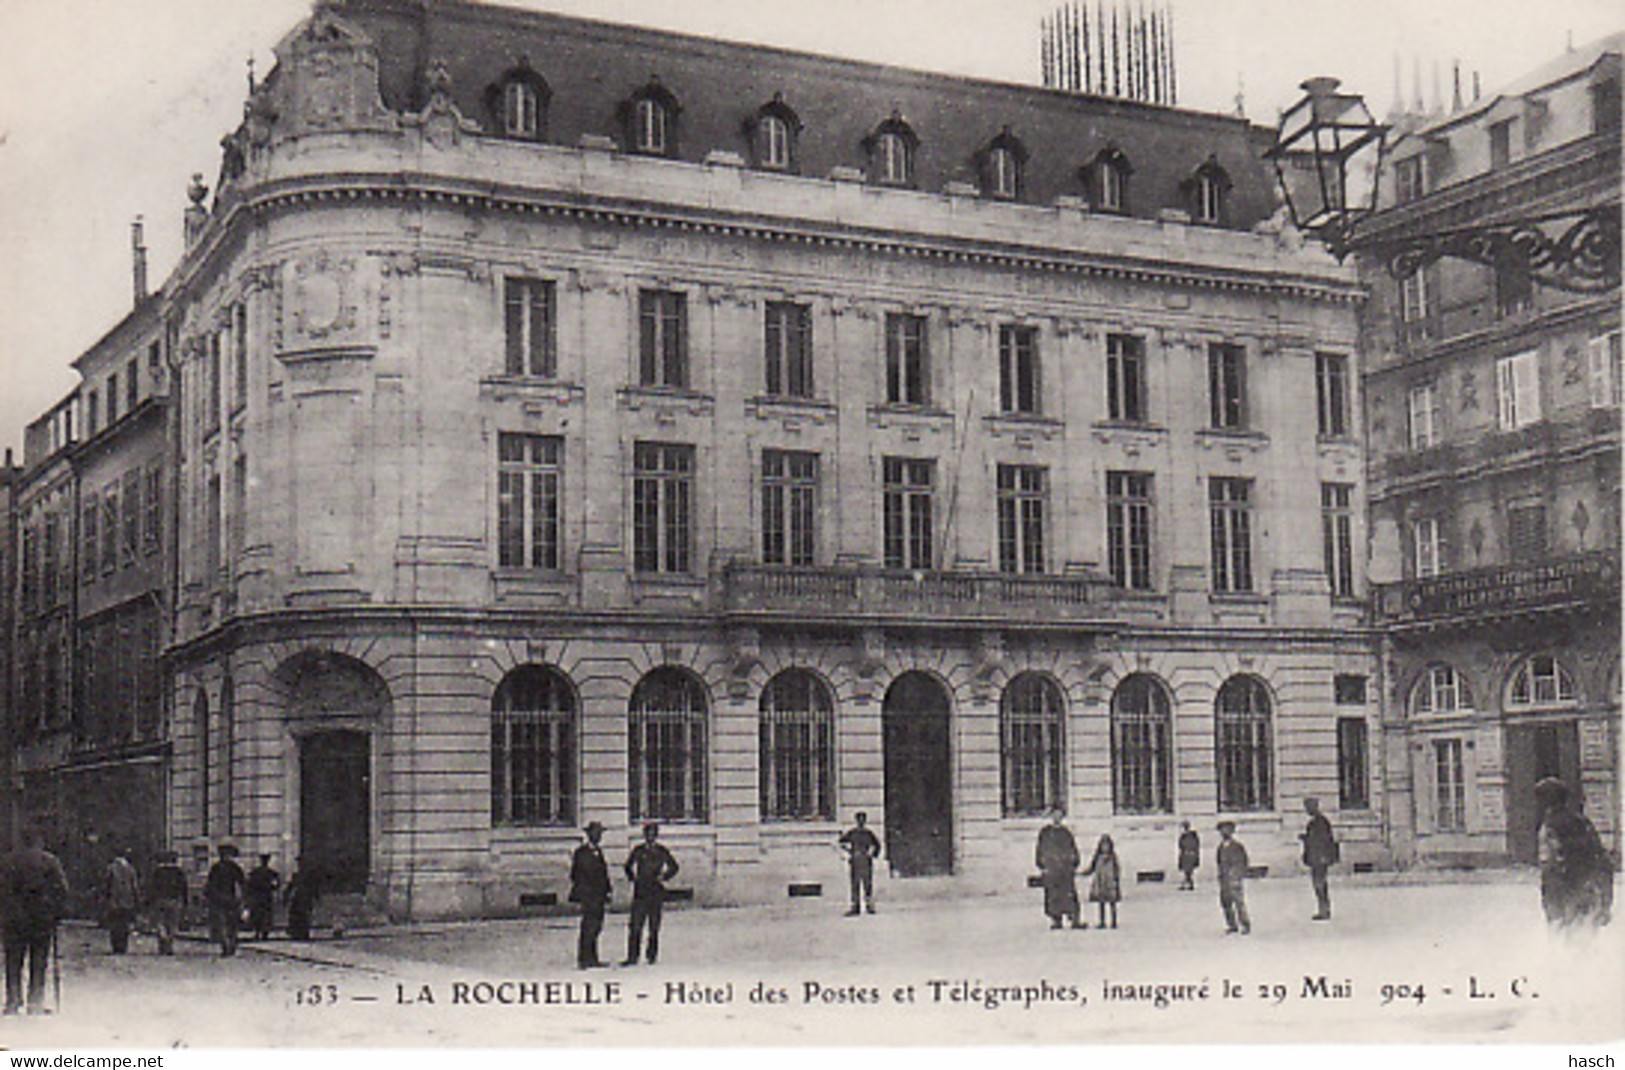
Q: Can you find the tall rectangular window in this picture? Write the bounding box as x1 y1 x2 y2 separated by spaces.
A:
121 469 141 568
497 434 562 570
1105 333 1146 422
228 456 247 573
126 358 140 413
1208 477 1253 593
86 390 99 436
764 301 813 399
1496 350 1541 430
885 313 929 406
143 463 162 556
232 304 248 410
1106 471 1153 590
1401 269 1429 323
1434 738 1466 831
638 290 688 389
1590 331 1622 407
207 332 222 433
101 489 119 576
1488 119 1513 169
1506 502 1547 561
761 449 818 567
1315 352 1350 437
632 443 693 574
107 372 120 425
882 457 934 570
1337 717 1369 810
998 325 1040 415
504 278 556 378
1394 155 1426 203
1495 260 1532 318
1321 482 1355 598
1407 382 1440 449
1414 517 1443 578
996 464 1047 575
81 495 98 586
205 474 222 585
1207 342 1246 429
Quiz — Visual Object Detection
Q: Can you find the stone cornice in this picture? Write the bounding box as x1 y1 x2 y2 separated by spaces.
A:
170 141 1364 308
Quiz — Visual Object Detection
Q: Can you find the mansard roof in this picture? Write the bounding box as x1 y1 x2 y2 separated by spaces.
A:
327 0 1281 228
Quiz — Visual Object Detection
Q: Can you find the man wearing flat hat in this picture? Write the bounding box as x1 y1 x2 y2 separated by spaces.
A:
568 821 613 969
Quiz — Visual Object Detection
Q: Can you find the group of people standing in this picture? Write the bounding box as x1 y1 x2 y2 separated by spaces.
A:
1038 799 1343 937
567 821 679 969
196 846 322 955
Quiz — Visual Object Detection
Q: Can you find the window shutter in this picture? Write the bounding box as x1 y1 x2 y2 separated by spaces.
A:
1514 352 1541 425
1497 358 1517 429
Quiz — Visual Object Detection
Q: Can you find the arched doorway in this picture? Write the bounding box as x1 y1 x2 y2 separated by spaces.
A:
882 672 953 876
275 651 388 896
299 730 371 893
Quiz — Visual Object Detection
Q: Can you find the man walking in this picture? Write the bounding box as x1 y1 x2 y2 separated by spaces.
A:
1300 797 1338 921
569 821 612 968
838 812 882 916
1216 820 1251 936
244 854 281 941
204 843 247 957
3 827 69 1014
622 823 678 966
103 848 142 954
148 851 189 956
1034 810 1082 929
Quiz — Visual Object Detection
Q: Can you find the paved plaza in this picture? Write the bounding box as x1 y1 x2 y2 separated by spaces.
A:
0 870 1619 1048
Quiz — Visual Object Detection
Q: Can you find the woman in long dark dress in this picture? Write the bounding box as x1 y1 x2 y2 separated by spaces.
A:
1535 777 1614 930
1035 811 1083 930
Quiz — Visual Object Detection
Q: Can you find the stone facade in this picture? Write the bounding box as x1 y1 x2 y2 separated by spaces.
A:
8 0 1379 920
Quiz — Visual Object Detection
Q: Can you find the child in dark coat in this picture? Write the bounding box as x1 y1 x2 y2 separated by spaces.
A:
1083 834 1122 929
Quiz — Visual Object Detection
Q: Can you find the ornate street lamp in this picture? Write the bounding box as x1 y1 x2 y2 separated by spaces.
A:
1266 76 1621 294
1265 76 1386 258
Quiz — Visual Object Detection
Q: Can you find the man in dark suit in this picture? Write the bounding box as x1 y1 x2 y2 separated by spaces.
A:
622 823 678 966
3 826 69 1014
203 843 247 957
569 821 612 968
1300 797 1338 921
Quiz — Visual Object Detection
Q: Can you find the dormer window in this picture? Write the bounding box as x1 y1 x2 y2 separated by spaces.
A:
979 129 1027 200
636 98 668 153
1188 157 1231 224
1088 148 1132 213
866 113 918 188
626 80 681 157
505 81 539 137
762 115 791 168
485 65 550 141
749 94 802 172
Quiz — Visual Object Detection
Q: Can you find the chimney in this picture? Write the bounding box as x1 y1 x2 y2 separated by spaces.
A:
131 216 148 304
1452 61 1463 113
184 174 209 250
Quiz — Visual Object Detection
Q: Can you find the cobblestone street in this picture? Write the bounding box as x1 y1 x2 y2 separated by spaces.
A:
0 870 1618 1049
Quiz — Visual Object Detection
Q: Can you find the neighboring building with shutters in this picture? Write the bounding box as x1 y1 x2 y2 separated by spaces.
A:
1362 35 1622 866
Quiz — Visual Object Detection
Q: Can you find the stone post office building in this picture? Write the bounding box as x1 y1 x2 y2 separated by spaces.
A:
14 0 1379 918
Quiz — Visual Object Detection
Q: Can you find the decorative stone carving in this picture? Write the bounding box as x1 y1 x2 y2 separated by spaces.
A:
404 59 482 150
851 629 885 679
267 3 397 143
290 252 360 343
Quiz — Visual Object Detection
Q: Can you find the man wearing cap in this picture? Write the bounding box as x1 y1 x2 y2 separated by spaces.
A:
203 843 247 957
148 851 189 955
103 848 142 954
569 821 613 968
1300 797 1338 921
622 823 679 966
1216 820 1251 935
838 812 883 917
